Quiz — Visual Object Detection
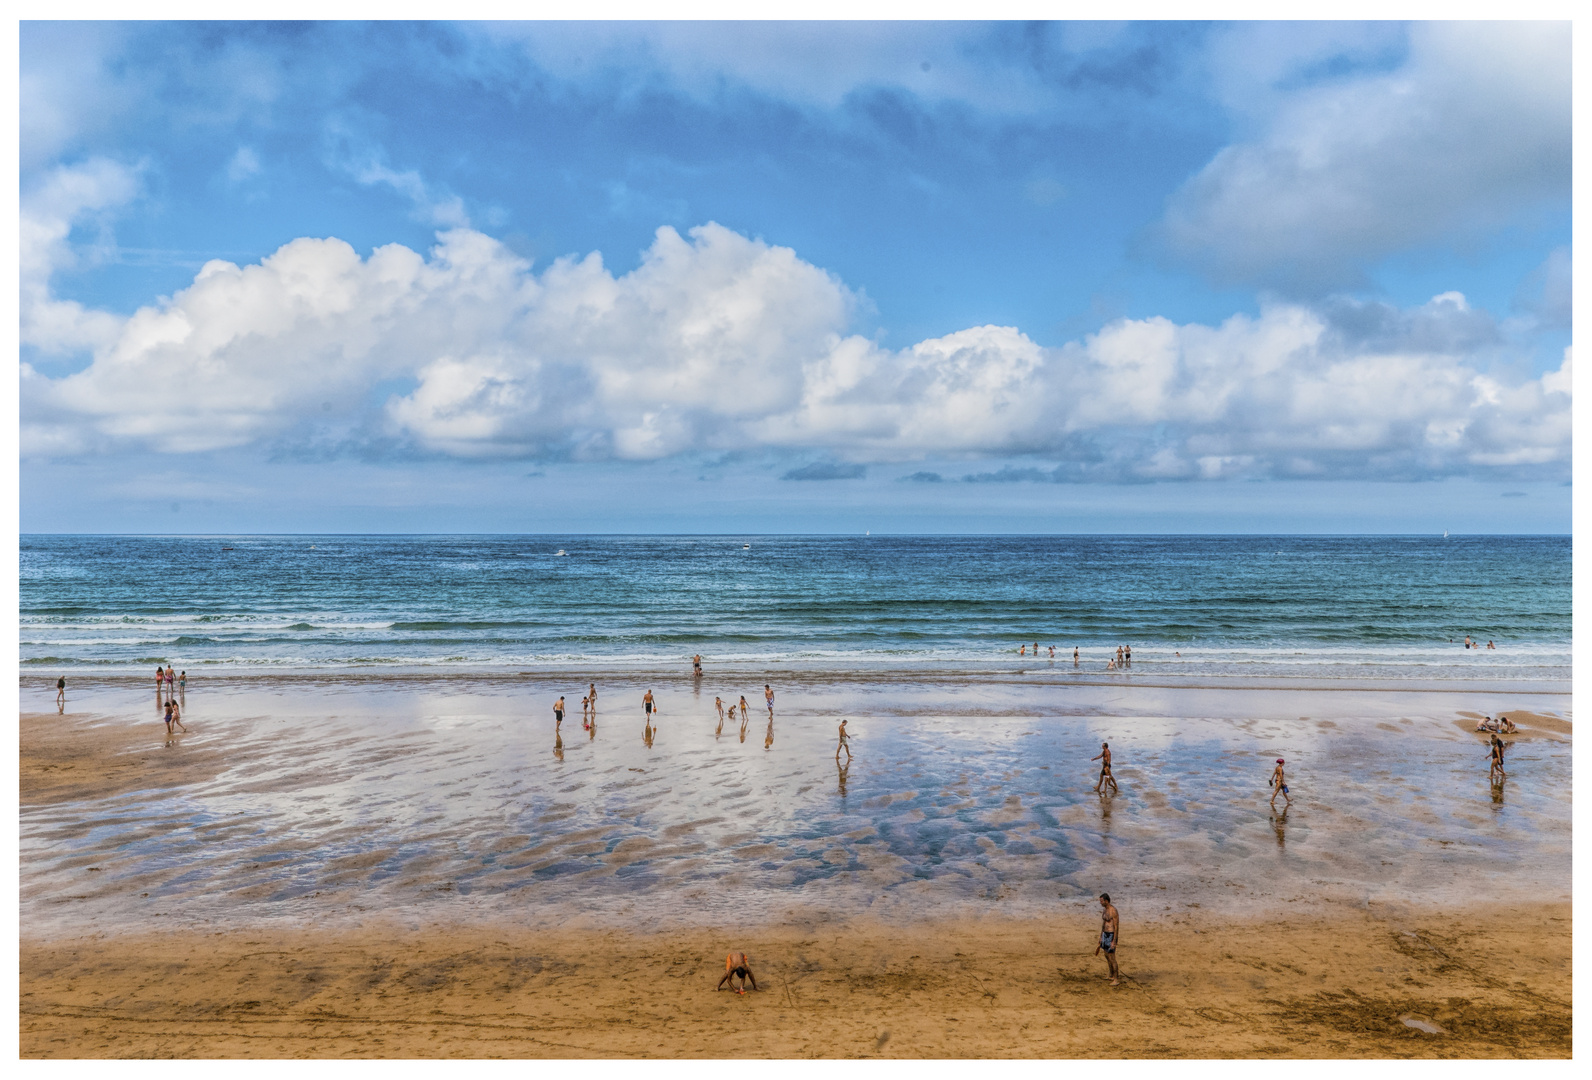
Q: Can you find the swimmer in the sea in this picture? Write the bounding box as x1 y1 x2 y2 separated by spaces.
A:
717 951 758 993
836 718 852 761
1269 758 1291 808
1095 893 1120 986
1091 742 1118 794
1073 646 1079 665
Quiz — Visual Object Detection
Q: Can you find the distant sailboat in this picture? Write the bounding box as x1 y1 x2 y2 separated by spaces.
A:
743 544 751 549
1443 530 1449 538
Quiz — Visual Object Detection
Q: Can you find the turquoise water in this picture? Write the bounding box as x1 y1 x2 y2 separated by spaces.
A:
19 535 1571 684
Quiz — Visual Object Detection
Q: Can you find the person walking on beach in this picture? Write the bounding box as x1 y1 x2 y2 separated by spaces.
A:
644 689 657 720
693 654 702 677
1095 894 1121 986
155 666 166 704
717 951 758 994
178 671 186 696
1489 735 1507 782
764 684 775 716
836 718 852 762
1269 759 1291 808
1092 742 1118 794
56 676 66 707
170 697 186 733
715 696 725 723
165 665 176 697
554 696 565 729
589 683 597 712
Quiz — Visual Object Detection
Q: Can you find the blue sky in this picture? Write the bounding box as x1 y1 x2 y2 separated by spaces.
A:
19 20 1572 532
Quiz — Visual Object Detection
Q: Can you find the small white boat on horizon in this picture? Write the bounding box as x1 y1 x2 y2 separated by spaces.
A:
555 549 567 556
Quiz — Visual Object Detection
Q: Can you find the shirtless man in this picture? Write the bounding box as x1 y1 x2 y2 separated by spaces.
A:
644 689 657 719
1499 715 1518 734
717 951 758 994
1269 758 1291 808
1091 742 1118 794
1095 894 1121 985
1073 646 1079 665
764 684 775 716
1124 644 1131 664
1489 735 1507 781
836 718 852 761
554 696 565 729
693 654 703 677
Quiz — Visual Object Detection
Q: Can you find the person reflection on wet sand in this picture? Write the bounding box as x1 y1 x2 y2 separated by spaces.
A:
1270 808 1287 849
644 715 657 749
764 718 774 750
738 705 749 743
554 729 564 763
836 757 850 798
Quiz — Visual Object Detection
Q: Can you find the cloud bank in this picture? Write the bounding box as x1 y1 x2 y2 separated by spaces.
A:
1163 21 1570 291
22 208 1570 481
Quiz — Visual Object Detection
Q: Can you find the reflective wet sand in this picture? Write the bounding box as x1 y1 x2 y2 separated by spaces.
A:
21 674 1570 941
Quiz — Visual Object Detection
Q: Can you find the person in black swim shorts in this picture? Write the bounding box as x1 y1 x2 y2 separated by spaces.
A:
554 696 565 728
717 951 758 993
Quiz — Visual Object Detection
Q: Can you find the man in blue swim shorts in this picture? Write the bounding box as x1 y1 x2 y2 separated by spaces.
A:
1095 893 1120 986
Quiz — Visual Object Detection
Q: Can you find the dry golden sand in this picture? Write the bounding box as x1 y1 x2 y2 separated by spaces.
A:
20 707 1571 1058
20 906 1570 1058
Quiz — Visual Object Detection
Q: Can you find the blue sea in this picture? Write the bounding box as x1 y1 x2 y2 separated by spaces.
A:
19 534 1570 686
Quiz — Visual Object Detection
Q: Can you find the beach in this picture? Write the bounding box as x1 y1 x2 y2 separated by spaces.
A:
19 671 1571 1057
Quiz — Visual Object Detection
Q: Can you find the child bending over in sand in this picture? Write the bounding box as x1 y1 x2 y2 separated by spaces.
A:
717 952 758 994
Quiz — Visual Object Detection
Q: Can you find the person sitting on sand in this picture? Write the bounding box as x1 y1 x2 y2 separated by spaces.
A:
1500 716 1518 734
1475 716 1496 732
836 718 852 762
1091 742 1118 794
1269 759 1291 808
1095 894 1121 986
717 951 758 993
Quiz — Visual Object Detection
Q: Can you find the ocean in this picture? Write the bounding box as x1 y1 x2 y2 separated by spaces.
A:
20 534 1569 686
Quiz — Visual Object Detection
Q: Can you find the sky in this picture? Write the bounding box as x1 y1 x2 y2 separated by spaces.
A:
16 19 1574 533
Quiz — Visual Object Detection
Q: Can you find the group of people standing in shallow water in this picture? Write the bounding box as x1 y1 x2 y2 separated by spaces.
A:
153 664 187 734
1018 643 1133 669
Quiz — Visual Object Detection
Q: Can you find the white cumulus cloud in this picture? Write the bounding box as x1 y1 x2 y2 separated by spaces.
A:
20 222 1571 482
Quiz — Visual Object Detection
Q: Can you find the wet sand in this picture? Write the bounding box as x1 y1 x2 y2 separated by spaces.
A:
19 675 1572 1057
20 904 1571 1058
